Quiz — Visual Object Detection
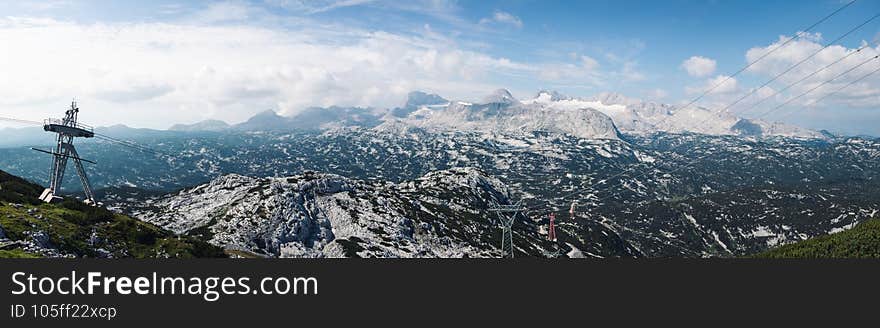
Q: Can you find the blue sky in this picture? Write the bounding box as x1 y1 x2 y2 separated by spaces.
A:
1 0 879 135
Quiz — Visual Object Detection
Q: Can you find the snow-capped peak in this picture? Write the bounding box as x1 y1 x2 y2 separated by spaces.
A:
482 89 520 105
522 90 823 139
591 92 641 107
523 91 628 114
534 90 572 102
381 88 824 140
404 91 448 108
377 88 623 140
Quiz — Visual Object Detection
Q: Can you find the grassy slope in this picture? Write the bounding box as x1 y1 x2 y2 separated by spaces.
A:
0 170 225 258
755 219 880 258
0 249 41 258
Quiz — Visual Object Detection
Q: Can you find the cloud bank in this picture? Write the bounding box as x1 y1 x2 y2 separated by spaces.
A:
0 15 531 127
681 56 717 77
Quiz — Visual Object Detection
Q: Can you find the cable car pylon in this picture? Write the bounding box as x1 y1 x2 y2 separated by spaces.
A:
489 200 527 258
34 100 97 205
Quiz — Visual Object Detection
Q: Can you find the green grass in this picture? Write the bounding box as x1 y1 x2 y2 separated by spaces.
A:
225 249 266 258
0 249 42 258
1 169 226 258
755 219 880 258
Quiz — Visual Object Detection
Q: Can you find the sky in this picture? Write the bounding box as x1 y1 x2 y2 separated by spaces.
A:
1 0 879 135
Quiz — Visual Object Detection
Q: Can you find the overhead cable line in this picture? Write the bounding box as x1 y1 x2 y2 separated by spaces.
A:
737 44 871 116
593 54 876 201
754 54 880 119
722 12 880 115
670 0 859 117
0 115 43 125
528 55 880 212
807 62 880 106
0 113 174 158
93 133 173 158
772 63 880 121
523 1 861 212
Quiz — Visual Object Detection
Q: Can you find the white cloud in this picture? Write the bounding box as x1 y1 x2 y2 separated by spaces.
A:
95 83 176 103
0 4 657 131
744 33 880 109
479 11 523 28
686 75 738 95
268 0 465 27
267 0 377 14
753 85 776 100
158 4 188 15
193 1 257 23
534 54 605 87
0 15 534 128
532 55 646 91
678 33 880 133
580 55 600 70
681 56 717 77
19 1 72 11
617 61 646 82
647 88 667 99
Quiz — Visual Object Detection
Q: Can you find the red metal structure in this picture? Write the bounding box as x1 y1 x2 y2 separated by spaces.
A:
547 213 557 242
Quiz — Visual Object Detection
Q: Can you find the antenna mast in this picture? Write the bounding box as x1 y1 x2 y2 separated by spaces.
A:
35 100 97 205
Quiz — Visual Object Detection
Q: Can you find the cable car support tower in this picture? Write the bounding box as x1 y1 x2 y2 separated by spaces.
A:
34 100 97 205
489 201 527 258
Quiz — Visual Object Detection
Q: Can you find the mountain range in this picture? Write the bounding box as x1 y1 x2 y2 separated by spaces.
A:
166 89 827 140
129 168 585 258
1 88 877 258
0 89 832 149
0 126 872 257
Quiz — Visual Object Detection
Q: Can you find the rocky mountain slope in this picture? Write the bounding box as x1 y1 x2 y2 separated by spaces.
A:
1 87 874 258
383 89 622 140
525 91 822 138
55 128 874 258
130 168 638 258
3 127 878 257
169 119 230 132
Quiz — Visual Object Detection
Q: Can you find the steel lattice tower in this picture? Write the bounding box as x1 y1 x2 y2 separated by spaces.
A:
489 201 527 258
34 100 96 205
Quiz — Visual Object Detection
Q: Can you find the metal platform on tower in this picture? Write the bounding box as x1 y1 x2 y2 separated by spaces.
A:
33 100 97 205
43 118 94 138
